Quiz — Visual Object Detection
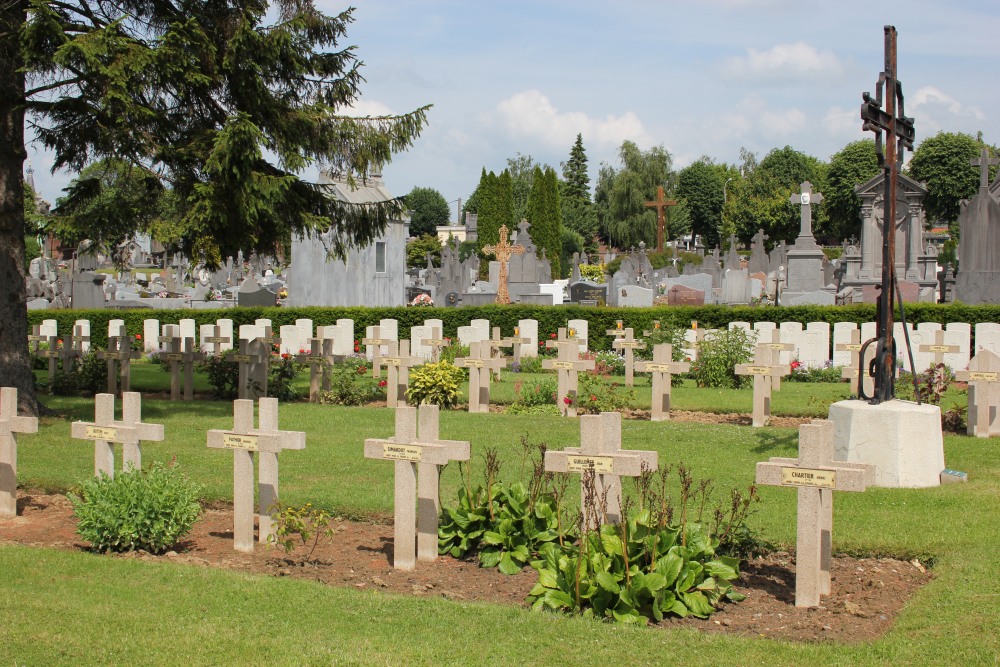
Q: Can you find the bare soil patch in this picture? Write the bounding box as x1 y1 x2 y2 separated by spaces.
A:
1 490 931 643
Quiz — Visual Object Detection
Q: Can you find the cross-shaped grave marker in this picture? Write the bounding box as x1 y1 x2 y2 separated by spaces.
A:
606 320 626 340
760 329 795 391
160 333 205 401
418 326 449 363
98 332 141 395
454 340 507 413
642 320 661 337
0 387 38 518
956 349 1000 438
70 392 165 477
644 186 678 255
635 344 690 421
202 324 231 358
39 334 63 386
918 329 959 367
543 328 595 417
501 326 531 364
612 328 646 387
364 405 470 569
971 146 999 189
735 345 791 427
295 336 337 403
482 222 525 305
362 326 391 379
755 419 874 608
226 338 257 400
27 324 44 356
59 324 89 374
381 340 423 408
545 411 657 525
789 181 824 244
207 398 306 552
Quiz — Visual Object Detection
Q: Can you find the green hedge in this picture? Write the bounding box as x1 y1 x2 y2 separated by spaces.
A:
26 303 1000 353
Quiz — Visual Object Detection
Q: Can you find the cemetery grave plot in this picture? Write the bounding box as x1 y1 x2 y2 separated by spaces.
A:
2 489 931 643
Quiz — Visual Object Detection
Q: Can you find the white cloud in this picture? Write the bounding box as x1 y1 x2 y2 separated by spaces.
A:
493 89 649 150
723 42 843 80
345 99 394 116
909 86 985 121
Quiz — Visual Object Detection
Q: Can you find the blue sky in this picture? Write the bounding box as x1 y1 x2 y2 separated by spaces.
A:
27 1 1000 219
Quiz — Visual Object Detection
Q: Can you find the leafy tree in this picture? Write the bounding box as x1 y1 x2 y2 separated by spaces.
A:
908 131 997 225
51 159 165 268
402 186 450 238
594 141 679 250
2 3 428 413
506 153 537 224
821 140 879 243
677 158 734 249
405 233 442 269
722 148 792 245
757 145 827 243
560 227 585 279
526 166 562 279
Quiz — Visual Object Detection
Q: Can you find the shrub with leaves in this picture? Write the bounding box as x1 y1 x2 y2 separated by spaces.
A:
691 328 757 389
785 360 844 383
407 361 463 408
74 350 109 395
269 353 303 402
197 351 240 399
70 463 202 554
320 361 380 406
267 502 336 561
515 356 545 374
590 350 625 376
577 374 636 414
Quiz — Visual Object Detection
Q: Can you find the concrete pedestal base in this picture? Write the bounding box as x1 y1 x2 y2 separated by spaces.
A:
828 399 944 488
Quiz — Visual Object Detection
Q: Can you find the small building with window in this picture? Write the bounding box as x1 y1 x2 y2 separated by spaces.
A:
286 171 408 307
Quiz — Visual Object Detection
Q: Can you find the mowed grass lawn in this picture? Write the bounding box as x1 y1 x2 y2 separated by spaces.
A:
2 379 997 665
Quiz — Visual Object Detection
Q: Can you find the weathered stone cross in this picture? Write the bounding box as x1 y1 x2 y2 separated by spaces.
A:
612 327 646 387
836 330 870 397
544 411 657 525
295 335 337 403
790 181 823 243
59 324 90 374
39 334 62 386
419 326 449 363
971 147 999 189
735 345 790 427
227 338 257 400
606 319 626 340
27 324 44 356
71 392 165 477
99 330 140 395
202 324 231 358
0 387 38 518
635 344 690 421
755 419 874 607
207 398 306 552
482 222 525 305
501 326 531 364
760 329 795 391
381 340 423 408
364 405 470 569
455 340 507 413
160 331 205 401
542 329 595 417
917 330 959 367
644 186 678 254
956 350 1000 438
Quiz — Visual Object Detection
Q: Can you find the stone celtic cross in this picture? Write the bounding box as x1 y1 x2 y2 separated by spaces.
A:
482 223 525 305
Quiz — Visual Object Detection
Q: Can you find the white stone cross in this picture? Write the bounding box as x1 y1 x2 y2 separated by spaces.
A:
755 419 874 608
760 328 794 391
635 344 690 421
0 387 38 518
418 326 449 363
836 330 872 397
735 345 790 427
362 326 391 379
381 340 423 408
59 325 89 374
790 181 823 241
454 340 507 413
227 338 257 400
161 334 205 401
39 334 62 386
71 392 165 478
501 326 531 364
543 329 595 417
612 328 646 387
202 324 231 358
956 350 1000 438
544 411 657 526
207 398 306 552
918 330 960 367
364 405 470 570
605 319 626 340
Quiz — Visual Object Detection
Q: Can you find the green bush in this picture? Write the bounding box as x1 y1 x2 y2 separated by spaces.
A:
785 361 844 383
74 351 109 395
510 378 557 408
269 354 303 402
70 463 202 554
197 351 240 399
407 361 463 408
691 328 757 389
320 362 380 406
577 374 636 413
513 356 544 374
590 350 625 376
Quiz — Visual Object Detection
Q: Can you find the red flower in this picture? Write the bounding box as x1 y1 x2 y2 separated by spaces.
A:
563 396 573 405
549 333 557 339
357 365 367 374
299 348 306 354
354 345 360 353
790 360 802 370
590 395 597 402
378 380 387 388
135 334 142 340
281 353 290 360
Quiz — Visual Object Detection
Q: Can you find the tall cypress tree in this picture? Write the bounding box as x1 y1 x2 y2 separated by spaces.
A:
527 166 562 280
562 134 590 203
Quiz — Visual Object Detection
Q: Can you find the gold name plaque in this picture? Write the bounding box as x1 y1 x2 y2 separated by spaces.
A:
552 361 575 370
969 371 998 382
781 467 835 489
382 444 422 462
567 456 614 474
223 434 259 451
85 426 118 441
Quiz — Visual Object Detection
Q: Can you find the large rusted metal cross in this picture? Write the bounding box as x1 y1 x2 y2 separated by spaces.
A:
482 223 525 304
859 25 916 404
644 186 678 255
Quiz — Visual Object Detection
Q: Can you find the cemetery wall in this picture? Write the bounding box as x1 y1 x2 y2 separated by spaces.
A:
27 303 1000 353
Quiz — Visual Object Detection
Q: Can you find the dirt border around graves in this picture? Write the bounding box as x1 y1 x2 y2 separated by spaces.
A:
1 490 932 644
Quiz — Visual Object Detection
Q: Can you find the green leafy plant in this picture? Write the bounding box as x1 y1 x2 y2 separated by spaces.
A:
510 378 557 408
269 353 303 402
406 361 463 408
577 374 636 414
785 360 844 383
513 356 544 374
69 462 202 554
267 502 336 561
590 350 625 376
941 402 967 434
320 361 380 406
690 328 757 389
197 350 240 399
